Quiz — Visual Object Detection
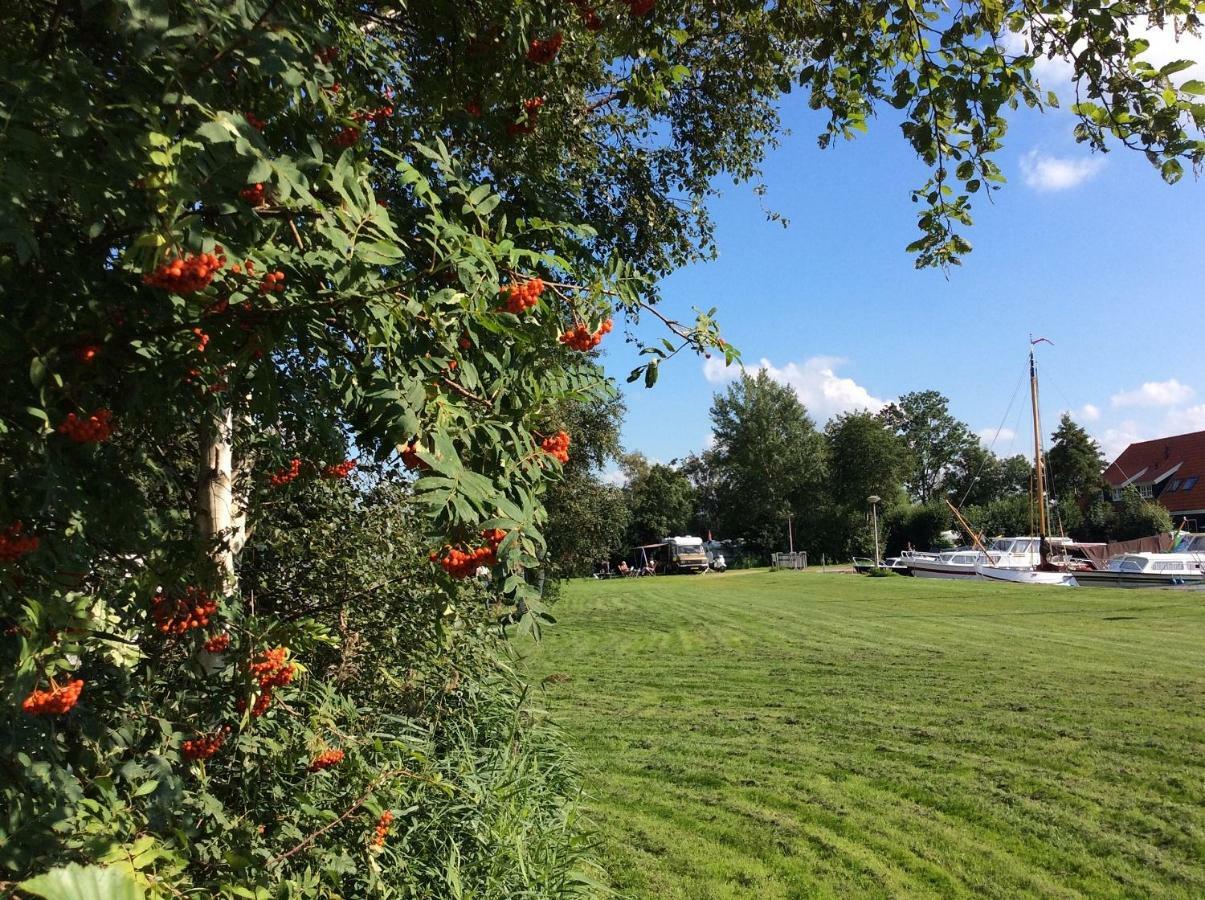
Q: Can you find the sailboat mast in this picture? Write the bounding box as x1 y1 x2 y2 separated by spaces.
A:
1029 346 1048 538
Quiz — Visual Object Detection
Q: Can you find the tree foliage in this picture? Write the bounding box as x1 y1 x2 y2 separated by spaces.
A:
622 454 696 545
880 390 975 503
708 372 825 556
1047 413 1107 508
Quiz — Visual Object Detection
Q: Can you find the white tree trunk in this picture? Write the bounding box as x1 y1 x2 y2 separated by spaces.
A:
196 405 246 595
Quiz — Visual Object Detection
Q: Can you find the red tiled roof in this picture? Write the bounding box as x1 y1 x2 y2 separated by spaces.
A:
1104 429 1205 513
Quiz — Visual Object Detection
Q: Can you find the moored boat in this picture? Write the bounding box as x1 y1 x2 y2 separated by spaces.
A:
1068 552 1205 588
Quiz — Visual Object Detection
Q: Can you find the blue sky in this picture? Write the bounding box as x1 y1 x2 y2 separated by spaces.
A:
600 31 1205 480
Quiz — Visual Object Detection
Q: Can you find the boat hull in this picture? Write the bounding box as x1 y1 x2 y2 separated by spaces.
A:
1067 570 1205 589
975 564 1075 586
908 561 981 579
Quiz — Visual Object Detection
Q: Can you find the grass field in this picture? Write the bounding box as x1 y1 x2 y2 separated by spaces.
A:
522 570 1205 898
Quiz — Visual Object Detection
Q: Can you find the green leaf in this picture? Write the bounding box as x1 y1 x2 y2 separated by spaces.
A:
1180 80 1205 96
20 864 144 900
247 158 272 183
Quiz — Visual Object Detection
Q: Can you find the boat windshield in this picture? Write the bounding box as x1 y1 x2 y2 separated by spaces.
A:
1108 556 1146 572
989 539 1015 552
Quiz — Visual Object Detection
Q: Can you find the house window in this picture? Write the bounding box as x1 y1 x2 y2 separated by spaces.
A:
1182 476 1199 491
1169 479 1181 492
1137 483 1153 499
1111 487 1123 501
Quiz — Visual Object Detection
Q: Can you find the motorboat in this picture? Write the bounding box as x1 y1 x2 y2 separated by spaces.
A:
1068 552 1205 588
909 547 991 579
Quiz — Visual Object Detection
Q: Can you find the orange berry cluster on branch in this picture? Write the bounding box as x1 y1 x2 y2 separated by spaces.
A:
432 543 495 578
21 679 84 716
352 105 394 125
541 431 571 463
372 811 394 848
270 458 302 486
204 632 231 653
323 459 356 479
308 749 345 772
182 725 230 761
507 97 545 136
151 587 217 636
333 125 361 147
240 182 266 206
250 646 297 689
401 440 428 471
192 327 210 352
0 522 39 562
560 318 613 351
259 270 286 294
527 32 564 64
57 409 113 443
143 251 225 295
501 277 545 314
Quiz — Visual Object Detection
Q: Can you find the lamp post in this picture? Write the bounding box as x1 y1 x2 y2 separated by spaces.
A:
868 495 881 566
787 512 794 554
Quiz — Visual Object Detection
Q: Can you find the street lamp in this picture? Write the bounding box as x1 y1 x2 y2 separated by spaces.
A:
867 495 881 567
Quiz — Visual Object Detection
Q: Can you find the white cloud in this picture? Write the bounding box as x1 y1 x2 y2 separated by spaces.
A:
1080 403 1101 422
976 426 1017 447
600 465 627 487
1098 420 1148 461
1163 404 1205 436
1110 378 1195 408
1020 149 1105 191
1004 17 1205 97
700 355 884 422
702 432 717 450
702 355 739 383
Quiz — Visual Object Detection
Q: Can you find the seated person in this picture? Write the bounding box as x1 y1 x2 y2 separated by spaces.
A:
642 559 657 576
617 560 631 576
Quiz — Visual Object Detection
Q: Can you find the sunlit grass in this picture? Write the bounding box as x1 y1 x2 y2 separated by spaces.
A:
524 570 1205 898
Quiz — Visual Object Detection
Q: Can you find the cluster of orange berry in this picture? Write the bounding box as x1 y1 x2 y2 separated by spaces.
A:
76 345 100 364
240 182 267 205
250 646 297 689
333 125 361 147
371 810 393 848
433 544 496 578
401 440 428 471
244 111 266 130
151 587 218 636
270 458 302 486
21 678 84 716
507 97 545 136
258 270 286 294
501 277 545 314
0 522 39 562
192 327 210 352
541 431 571 463
204 632 231 653
527 32 564 63
560 318 613 351
322 460 356 479
352 105 394 125
182 725 231 760
308 749 345 772
144 250 225 294
57 409 114 443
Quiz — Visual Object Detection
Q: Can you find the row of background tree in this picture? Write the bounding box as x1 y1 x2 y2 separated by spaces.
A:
547 373 1173 575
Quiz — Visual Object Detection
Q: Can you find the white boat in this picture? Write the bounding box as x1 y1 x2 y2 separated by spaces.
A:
975 563 1076 585
909 548 990 579
1067 551 1205 588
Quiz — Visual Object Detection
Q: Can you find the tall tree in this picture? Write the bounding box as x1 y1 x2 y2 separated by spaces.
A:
709 371 825 556
825 411 910 510
543 393 631 577
947 443 1032 508
681 449 725 538
623 454 696 545
1047 414 1108 509
880 391 974 503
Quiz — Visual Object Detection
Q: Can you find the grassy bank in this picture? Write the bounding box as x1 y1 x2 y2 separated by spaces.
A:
523 570 1205 898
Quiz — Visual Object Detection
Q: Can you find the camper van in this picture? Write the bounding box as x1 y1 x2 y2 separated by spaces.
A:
664 535 708 573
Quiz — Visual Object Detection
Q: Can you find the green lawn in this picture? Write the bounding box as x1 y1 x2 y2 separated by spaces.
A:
522 570 1205 898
